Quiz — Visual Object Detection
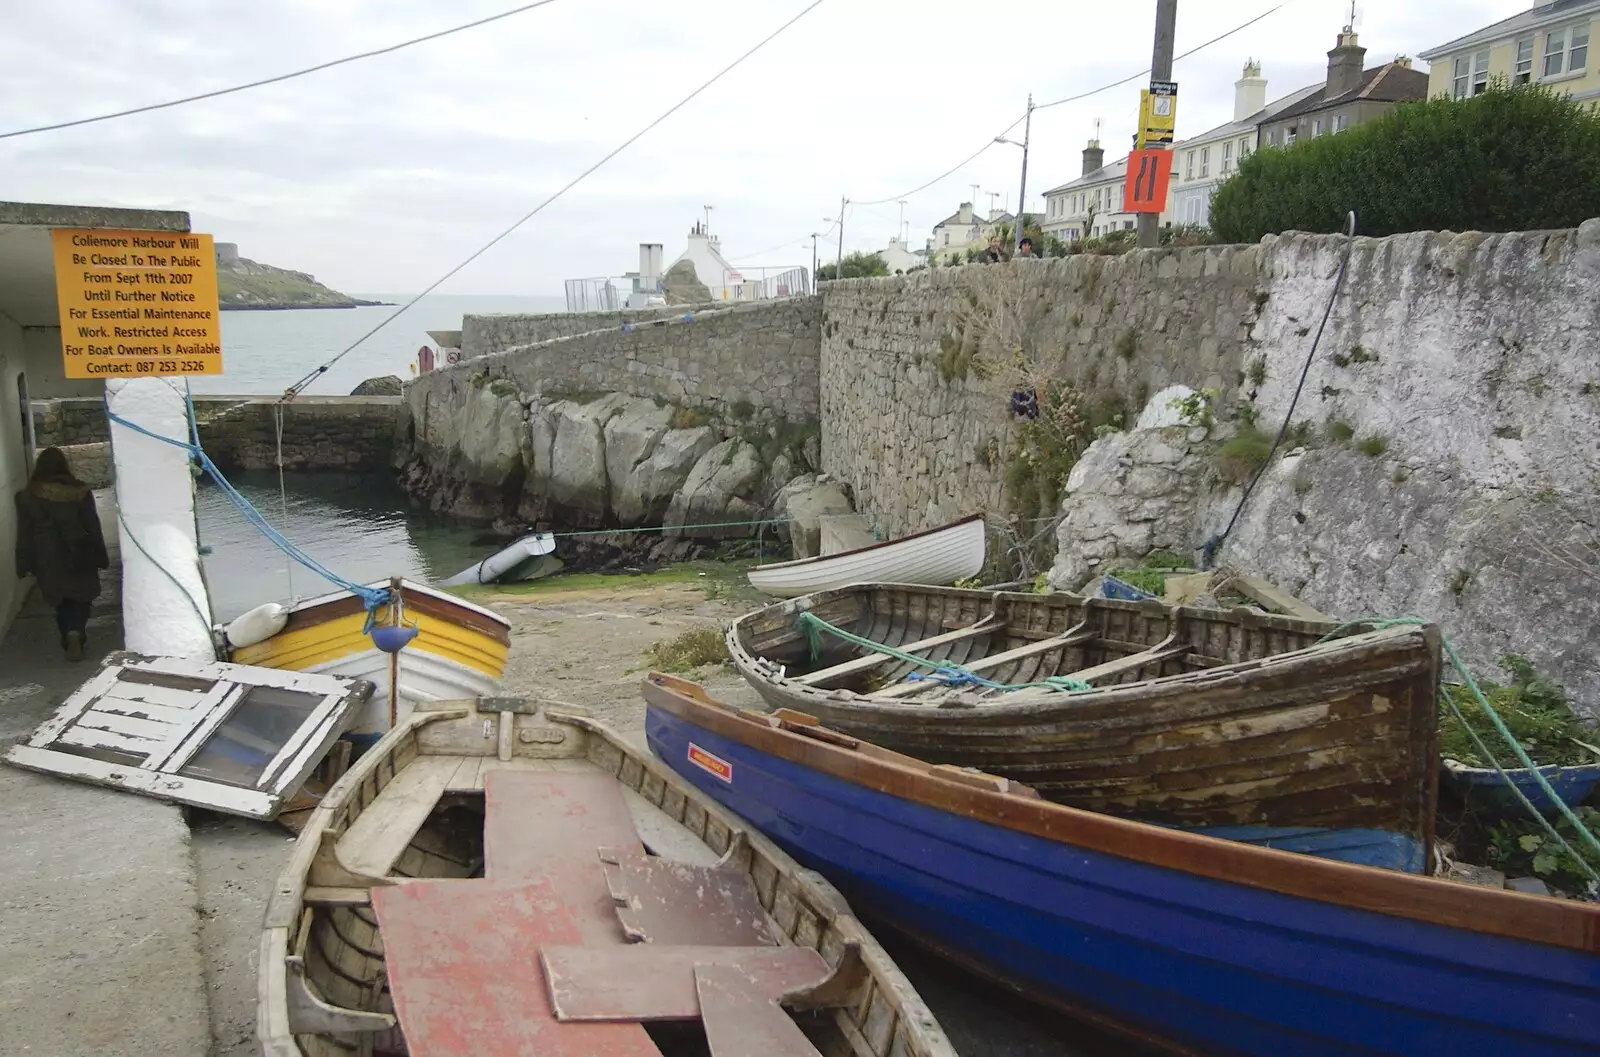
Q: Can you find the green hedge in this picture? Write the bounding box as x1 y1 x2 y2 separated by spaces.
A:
1210 82 1600 243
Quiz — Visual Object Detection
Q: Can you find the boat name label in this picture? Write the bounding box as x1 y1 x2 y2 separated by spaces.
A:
688 742 733 783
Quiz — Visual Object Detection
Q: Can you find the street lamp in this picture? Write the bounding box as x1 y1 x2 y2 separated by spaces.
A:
994 93 1034 253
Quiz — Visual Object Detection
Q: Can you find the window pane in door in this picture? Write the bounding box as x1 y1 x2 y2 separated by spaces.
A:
177 685 323 787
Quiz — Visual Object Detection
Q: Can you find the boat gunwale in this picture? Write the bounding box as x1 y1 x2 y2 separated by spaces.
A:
748 514 986 575
257 701 957 1057
247 578 512 647
641 673 1600 955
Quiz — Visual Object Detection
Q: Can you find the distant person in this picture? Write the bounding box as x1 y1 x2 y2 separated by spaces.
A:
14 447 110 661
979 235 1005 264
1015 236 1037 259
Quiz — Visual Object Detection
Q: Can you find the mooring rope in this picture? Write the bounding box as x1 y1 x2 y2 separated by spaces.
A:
794 611 1091 693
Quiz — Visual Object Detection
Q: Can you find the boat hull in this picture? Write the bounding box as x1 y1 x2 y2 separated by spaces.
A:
645 691 1600 1057
747 515 985 597
229 579 510 732
730 584 1440 839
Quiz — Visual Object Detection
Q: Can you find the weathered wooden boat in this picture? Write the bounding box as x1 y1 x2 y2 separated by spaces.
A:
747 515 985 598
4 652 372 819
223 578 511 734
728 583 1439 864
258 696 954 1057
644 673 1600 1057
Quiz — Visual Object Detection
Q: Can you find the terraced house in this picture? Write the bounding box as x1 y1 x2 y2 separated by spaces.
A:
1419 0 1596 103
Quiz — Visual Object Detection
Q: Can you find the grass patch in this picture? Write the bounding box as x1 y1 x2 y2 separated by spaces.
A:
1327 420 1356 444
644 626 729 673
1438 654 1597 769
487 378 519 398
1246 357 1268 387
1213 426 1273 485
1356 434 1389 457
669 405 712 430
729 399 755 421
441 559 757 603
1113 328 1139 360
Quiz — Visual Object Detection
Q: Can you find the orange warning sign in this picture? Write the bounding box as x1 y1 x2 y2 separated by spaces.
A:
688 742 733 782
1123 150 1174 215
51 228 223 379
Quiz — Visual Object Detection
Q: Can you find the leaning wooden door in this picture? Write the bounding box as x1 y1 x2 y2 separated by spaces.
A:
4 653 372 818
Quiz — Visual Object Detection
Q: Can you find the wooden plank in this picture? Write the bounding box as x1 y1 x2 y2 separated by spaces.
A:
484 772 644 947
75 707 186 741
100 679 209 710
27 666 124 746
56 723 163 754
1063 641 1192 684
89 697 197 725
605 858 778 946
1218 570 1328 621
541 946 828 1022
337 756 457 877
373 878 660 1057
698 964 824 1057
794 618 1001 686
868 625 1096 700
304 886 373 906
621 786 720 867
2 744 277 816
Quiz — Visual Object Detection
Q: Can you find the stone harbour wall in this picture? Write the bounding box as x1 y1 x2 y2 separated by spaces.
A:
818 247 1265 533
460 300 733 360
412 297 821 425
28 395 402 473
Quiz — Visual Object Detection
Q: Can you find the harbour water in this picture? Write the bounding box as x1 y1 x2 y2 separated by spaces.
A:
199 293 564 397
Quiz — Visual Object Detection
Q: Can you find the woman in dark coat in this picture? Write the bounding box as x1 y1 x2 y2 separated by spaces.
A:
14 447 110 661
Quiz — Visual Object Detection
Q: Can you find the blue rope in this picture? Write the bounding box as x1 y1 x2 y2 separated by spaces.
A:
104 387 392 627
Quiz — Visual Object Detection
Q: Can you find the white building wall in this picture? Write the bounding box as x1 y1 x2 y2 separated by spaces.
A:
0 313 28 637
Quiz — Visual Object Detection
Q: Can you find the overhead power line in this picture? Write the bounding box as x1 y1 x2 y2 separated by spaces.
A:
284 0 828 397
0 0 564 140
853 0 1297 208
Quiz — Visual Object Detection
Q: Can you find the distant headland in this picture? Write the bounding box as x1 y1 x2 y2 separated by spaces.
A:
214 241 392 311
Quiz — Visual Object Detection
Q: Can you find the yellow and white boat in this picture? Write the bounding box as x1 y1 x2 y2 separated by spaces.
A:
225 578 511 734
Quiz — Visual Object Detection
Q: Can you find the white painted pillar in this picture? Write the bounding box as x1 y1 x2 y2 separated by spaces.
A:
106 379 214 659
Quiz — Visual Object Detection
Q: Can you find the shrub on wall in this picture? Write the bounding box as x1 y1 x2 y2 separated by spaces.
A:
1210 82 1600 242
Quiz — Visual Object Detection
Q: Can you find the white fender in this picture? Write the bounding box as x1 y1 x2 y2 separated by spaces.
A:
225 602 290 649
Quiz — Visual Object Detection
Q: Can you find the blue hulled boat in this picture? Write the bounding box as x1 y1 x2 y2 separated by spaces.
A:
643 673 1600 1057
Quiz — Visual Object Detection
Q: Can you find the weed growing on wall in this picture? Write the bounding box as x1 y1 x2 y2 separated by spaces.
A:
1003 384 1092 520
1213 426 1273 484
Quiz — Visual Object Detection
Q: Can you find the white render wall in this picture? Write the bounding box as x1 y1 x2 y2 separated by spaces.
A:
107 379 214 659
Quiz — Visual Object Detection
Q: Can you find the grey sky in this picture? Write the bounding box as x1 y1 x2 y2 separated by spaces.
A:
0 0 1529 295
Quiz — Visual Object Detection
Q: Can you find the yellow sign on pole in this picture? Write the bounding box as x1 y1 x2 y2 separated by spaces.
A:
1139 79 1178 148
51 228 223 379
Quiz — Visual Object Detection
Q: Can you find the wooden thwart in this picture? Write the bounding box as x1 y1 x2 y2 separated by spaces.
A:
541 945 829 1022
336 755 458 877
795 617 1001 686
868 622 1096 699
1061 635 1191 684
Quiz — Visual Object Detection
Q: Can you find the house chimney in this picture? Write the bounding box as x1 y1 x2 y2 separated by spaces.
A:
1234 60 1267 121
1394 55 1413 69
957 202 974 224
1082 138 1105 176
1326 27 1366 97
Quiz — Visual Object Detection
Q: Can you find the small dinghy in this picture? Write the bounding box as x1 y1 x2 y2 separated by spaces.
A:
747 515 985 598
439 531 557 586
257 696 955 1057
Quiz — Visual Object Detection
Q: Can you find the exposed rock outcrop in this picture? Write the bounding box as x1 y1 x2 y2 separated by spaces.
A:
773 475 854 559
661 259 711 305
350 375 403 396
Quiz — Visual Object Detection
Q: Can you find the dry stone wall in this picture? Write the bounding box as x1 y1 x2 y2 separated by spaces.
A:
818 248 1265 533
460 303 722 358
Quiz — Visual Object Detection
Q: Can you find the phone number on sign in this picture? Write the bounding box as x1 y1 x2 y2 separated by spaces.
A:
133 359 211 373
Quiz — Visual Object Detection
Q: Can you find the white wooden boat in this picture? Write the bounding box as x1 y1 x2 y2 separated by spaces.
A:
257 696 955 1057
4 652 373 819
748 514 986 598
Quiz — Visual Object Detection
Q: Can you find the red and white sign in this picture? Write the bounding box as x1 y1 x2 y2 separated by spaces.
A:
1123 149 1174 214
687 742 733 783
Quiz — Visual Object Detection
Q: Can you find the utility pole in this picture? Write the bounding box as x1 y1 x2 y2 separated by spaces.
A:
985 190 1002 218
809 233 820 292
836 195 846 280
896 199 907 244
703 204 713 234
1138 0 1177 249
1015 94 1032 253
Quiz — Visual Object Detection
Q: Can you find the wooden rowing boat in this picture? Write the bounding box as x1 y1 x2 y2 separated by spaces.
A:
225 578 511 734
747 515 985 598
643 673 1600 1057
257 696 955 1057
727 583 1439 863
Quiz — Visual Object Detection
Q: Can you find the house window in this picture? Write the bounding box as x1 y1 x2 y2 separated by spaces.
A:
1544 24 1590 78
1453 54 1470 98
1123 221 1135 231
1267 128 1278 145
1222 141 1233 172
1241 136 1252 158
1199 146 1209 177
1472 49 1491 94
1285 126 1297 144
1515 37 1534 83
1312 118 1324 136
1335 113 1349 132
1185 150 1195 179
942 231 949 246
